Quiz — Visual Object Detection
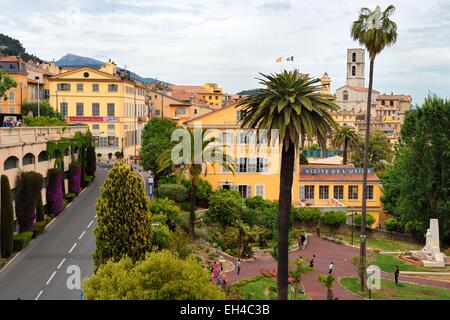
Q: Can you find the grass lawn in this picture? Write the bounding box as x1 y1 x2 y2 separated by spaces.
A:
340 277 450 300
335 234 422 252
237 277 310 300
369 253 450 273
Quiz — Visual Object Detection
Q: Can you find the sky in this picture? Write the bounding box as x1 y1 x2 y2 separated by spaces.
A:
1 0 450 104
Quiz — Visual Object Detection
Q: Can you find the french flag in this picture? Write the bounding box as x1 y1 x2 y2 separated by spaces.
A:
286 56 294 61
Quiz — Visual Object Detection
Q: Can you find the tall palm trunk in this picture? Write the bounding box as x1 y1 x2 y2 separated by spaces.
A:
277 141 295 300
343 137 348 165
189 179 197 240
360 57 375 291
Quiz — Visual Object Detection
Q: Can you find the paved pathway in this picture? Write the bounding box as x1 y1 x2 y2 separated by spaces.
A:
225 235 450 300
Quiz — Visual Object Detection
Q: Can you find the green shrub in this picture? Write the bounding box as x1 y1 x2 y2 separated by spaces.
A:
405 220 426 238
384 218 403 232
256 207 278 231
157 175 178 185
180 202 191 212
65 193 77 202
175 211 190 233
245 196 269 210
85 175 94 185
63 199 69 209
13 232 33 251
205 190 244 228
23 115 67 127
182 179 213 208
353 214 376 228
149 198 180 221
33 221 47 238
321 211 347 229
1 175 15 258
153 224 173 250
155 184 187 203
296 207 322 227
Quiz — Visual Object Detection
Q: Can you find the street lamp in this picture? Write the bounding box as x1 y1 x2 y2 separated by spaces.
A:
152 223 160 247
35 76 40 117
351 207 358 245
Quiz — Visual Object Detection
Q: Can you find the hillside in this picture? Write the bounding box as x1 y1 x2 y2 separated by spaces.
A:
0 33 42 62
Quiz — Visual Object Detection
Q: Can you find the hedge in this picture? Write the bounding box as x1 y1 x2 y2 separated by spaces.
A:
1 175 15 258
296 207 322 227
46 169 63 216
36 195 45 222
33 221 47 238
68 162 82 195
65 193 76 202
320 211 347 229
155 184 188 203
15 171 44 232
353 214 376 228
13 232 33 251
86 146 96 177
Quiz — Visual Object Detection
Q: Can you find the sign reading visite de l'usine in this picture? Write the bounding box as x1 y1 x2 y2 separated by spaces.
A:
301 167 375 175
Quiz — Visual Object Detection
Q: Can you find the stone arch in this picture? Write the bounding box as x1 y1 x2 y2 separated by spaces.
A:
4 156 19 170
23 153 35 166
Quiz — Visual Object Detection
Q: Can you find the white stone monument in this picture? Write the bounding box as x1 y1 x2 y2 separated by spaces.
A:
420 219 445 268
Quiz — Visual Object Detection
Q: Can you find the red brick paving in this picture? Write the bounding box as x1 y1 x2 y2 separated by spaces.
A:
224 235 450 300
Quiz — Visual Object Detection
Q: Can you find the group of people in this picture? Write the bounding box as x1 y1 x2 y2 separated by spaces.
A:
211 261 228 289
2 118 23 128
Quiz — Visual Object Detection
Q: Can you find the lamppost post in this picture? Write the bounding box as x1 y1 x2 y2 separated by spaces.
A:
351 206 355 245
152 223 160 248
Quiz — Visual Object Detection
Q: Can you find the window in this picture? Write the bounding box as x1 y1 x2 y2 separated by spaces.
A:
209 96 212 100
352 66 356 76
256 158 268 173
60 102 68 118
76 103 84 116
92 124 100 130
238 131 249 144
348 185 359 200
238 185 251 198
352 52 356 62
77 84 84 92
343 90 348 101
38 151 48 162
390 100 394 106
92 84 99 92
319 186 329 200
108 84 118 92
381 100 385 106
9 108 14 114
238 158 248 173
8 91 15 101
333 186 344 200
304 186 314 200
222 131 234 145
57 83 71 91
98 137 108 148
4 156 19 170
176 107 186 115
365 186 374 200
215 96 218 100
256 185 264 197
92 103 100 116
107 103 115 116
22 153 35 166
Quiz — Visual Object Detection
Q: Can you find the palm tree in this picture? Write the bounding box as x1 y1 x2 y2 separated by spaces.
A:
237 70 338 300
351 5 398 291
318 274 335 300
158 128 234 240
332 126 361 164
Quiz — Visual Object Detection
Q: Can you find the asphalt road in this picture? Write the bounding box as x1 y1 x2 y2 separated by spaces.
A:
0 164 110 300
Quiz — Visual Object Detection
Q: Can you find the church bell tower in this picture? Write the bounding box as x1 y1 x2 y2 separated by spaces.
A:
347 48 365 87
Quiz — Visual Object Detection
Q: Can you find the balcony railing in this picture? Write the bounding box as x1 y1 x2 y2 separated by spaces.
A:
0 125 88 146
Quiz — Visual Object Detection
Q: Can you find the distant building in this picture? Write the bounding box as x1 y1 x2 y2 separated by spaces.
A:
0 56 28 116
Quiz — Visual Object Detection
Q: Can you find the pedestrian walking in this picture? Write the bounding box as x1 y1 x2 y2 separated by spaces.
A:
213 261 219 279
221 272 228 289
310 255 316 268
236 259 241 275
300 234 306 249
217 272 223 287
328 262 335 275
394 266 400 285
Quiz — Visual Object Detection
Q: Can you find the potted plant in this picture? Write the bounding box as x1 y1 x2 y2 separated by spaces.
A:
97 153 102 162
115 151 123 159
108 152 113 162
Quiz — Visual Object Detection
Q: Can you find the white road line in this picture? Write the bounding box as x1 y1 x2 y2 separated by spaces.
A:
94 214 97 218
35 290 44 300
68 242 77 254
78 231 86 240
57 258 66 270
46 271 57 285
87 220 94 229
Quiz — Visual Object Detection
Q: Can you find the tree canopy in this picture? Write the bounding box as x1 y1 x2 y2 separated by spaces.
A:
351 130 393 172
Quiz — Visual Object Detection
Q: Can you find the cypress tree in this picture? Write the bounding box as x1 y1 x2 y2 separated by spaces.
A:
93 161 152 268
1 175 15 258
86 145 96 177
15 172 43 232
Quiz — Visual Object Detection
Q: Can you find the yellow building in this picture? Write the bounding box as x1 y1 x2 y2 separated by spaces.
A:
48 60 148 161
184 103 385 228
201 83 223 106
168 83 224 107
0 56 28 116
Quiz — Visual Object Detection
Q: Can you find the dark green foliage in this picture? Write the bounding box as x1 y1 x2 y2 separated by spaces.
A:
33 221 47 238
384 218 403 232
65 193 76 202
182 179 213 208
13 232 33 251
21 101 62 118
1 175 15 258
351 130 393 172
36 194 45 222
148 198 180 221
155 184 187 203
140 118 177 181
205 190 244 228
320 211 347 229
381 95 450 244
245 196 269 210
86 146 96 177
296 207 322 227
353 214 376 228
114 151 123 158
85 175 94 185
15 172 43 232
180 202 191 212
299 153 309 165
0 33 42 62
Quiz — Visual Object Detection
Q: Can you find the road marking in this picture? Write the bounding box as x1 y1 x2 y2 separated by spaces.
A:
78 231 86 240
46 271 57 285
94 214 97 218
87 220 94 228
68 243 77 254
57 258 66 270
35 290 44 300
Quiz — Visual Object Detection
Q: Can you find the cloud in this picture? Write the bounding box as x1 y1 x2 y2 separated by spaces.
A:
258 1 291 12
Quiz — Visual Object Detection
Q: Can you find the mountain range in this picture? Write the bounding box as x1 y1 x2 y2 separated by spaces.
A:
56 54 160 84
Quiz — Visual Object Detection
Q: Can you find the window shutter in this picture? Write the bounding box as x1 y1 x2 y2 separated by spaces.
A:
247 185 252 198
300 185 305 200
